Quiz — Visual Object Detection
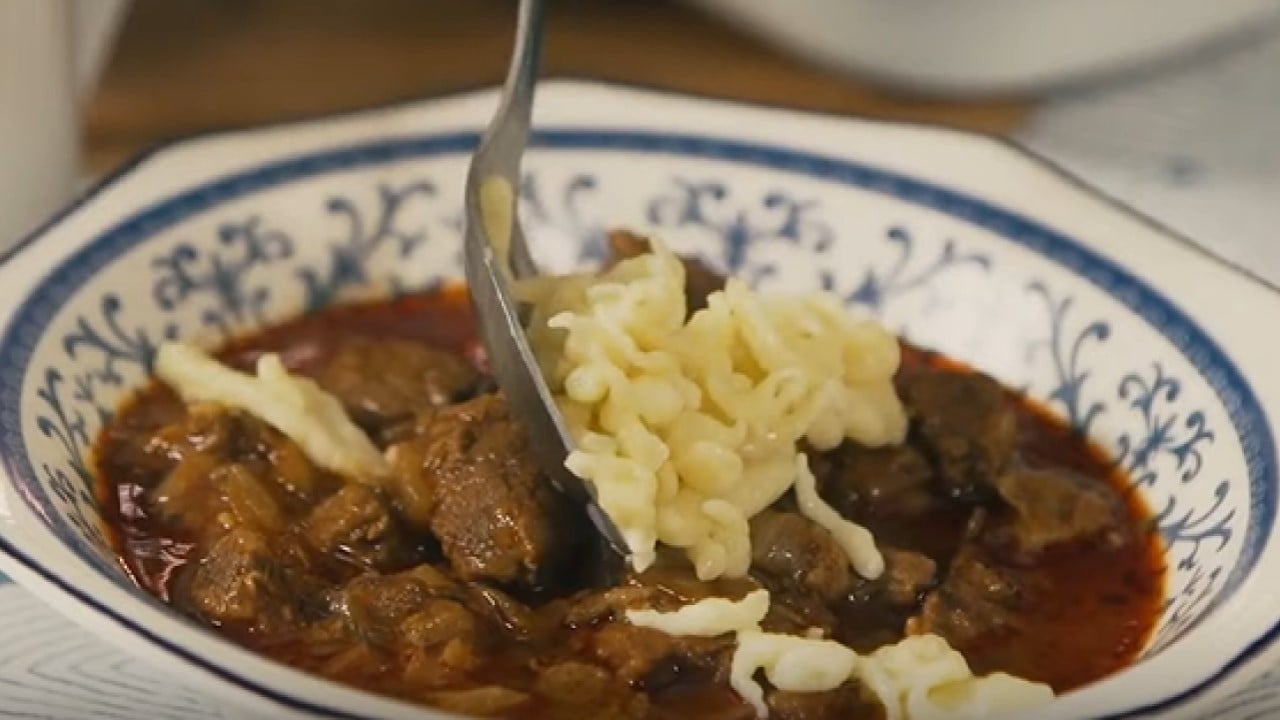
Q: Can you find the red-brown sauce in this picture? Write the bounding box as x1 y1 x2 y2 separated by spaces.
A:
94 287 1165 719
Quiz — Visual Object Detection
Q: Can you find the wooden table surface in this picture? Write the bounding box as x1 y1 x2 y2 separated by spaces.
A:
85 0 1032 174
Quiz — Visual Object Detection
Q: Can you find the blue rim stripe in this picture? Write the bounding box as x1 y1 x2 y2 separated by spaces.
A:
0 128 1273 719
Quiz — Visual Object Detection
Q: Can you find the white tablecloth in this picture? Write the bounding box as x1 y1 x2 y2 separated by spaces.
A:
1017 26 1280 284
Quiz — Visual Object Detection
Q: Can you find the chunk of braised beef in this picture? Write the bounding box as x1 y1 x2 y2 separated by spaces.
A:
145 408 257 530
148 452 226 529
533 661 611 703
901 369 1017 501
828 547 937 652
760 588 836 637
403 562 467 595
146 405 330 535
96 388 186 483
261 431 326 502
339 570 440 647
215 463 287 532
464 583 545 641
987 467 1131 561
907 540 1022 647
606 230 725 313
572 565 748 681
153 459 287 541
384 393 580 587
533 661 650 719
881 547 937 607
318 642 390 681
817 441 937 520
146 402 251 461
304 483 416 571
317 336 478 430
333 565 468 649
750 510 853 603
400 598 481 648
589 623 674 684
404 638 482 690
563 585 662 627
767 682 879 720
182 527 310 633
590 621 734 686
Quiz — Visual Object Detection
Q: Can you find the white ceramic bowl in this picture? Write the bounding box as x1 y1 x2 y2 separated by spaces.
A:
685 0 1280 95
0 81 1278 719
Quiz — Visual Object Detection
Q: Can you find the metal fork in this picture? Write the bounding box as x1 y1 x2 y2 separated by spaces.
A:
462 0 629 561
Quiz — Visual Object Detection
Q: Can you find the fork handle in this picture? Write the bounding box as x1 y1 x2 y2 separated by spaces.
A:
470 0 545 280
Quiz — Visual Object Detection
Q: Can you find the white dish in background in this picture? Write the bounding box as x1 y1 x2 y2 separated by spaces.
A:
685 0 1280 95
1 81 1280 719
1017 25 1280 281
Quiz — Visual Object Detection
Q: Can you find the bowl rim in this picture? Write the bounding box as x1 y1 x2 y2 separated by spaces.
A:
0 78 1278 719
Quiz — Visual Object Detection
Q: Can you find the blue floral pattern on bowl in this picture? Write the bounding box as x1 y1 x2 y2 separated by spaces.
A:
0 116 1273 720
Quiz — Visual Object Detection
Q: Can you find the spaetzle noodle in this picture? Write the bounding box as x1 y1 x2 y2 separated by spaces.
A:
154 341 389 481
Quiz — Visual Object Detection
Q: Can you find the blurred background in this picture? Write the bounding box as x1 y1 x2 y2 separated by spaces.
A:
83 0 1036 174
5 0 1280 271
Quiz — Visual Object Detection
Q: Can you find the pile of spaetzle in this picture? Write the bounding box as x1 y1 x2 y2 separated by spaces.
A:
521 239 908 581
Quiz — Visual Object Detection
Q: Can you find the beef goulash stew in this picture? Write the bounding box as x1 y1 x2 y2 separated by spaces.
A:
95 232 1164 719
